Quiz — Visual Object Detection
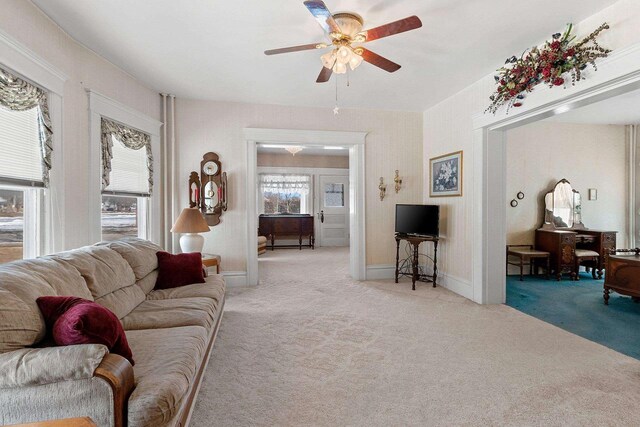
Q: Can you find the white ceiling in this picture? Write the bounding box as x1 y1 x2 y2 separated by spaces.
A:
257 144 348 156
547 88 640 125
32 0 619 111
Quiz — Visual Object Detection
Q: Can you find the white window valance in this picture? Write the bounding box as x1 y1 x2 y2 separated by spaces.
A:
259 174 310 195
101 117 153 196
0 67 53 187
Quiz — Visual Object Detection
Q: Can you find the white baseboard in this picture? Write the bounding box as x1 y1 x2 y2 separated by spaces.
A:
219 271 249 287
438 272 473 300
365 264 473 300
365 264 395 280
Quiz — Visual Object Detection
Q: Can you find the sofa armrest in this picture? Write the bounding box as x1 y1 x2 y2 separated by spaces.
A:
0 345 132 426
95 353 135 427
0 344 108 389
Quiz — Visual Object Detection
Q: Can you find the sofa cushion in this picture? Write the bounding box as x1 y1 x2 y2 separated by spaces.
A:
7 257 93 300
51 246 143 319
136 270 159 295
146 275 225 303
0 265 54 353
36 296 134 365
0 344 108 389
126 326 208 427
100 238 162 280
121 297 217 331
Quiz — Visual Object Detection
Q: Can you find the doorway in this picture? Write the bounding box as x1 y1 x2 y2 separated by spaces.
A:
472 45 640 305
244 128 367 286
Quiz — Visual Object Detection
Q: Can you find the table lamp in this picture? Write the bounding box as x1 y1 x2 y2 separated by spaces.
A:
171 208 210 253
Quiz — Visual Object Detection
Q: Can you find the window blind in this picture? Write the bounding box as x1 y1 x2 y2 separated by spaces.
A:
0 106 43 187
103 135 150 197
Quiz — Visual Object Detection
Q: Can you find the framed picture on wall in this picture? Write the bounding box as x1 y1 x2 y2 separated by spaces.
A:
429 150 463 197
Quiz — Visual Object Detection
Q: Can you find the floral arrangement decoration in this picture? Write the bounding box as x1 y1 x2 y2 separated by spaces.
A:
486 23 611 114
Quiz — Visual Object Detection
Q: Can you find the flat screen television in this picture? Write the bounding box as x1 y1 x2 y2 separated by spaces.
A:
395 204 440 237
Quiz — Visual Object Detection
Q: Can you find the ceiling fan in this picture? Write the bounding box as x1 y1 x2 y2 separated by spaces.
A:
265 1 422 83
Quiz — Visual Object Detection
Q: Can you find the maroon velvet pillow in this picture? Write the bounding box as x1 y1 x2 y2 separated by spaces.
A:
155 251 205 290
36 296 134 365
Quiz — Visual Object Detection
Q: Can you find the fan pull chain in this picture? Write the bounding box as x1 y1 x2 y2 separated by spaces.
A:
333 73 339 116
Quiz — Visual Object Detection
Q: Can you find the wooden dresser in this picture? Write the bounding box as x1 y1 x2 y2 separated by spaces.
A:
535 229 616 280
604 253 640 304
535 229 577 280
258 214 315 250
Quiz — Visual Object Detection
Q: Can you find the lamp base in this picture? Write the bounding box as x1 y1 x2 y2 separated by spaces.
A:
179 233 204 253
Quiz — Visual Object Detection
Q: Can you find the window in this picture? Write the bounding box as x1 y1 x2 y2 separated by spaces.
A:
101 132 151 241
0 187 24 263
263 191 305 214
101 195 139 241
0 103 46 263
259 174 311 214
324 183 345 207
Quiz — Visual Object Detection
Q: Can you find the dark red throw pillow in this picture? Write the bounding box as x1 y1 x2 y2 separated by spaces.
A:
36 296 134 365
155 251 205 289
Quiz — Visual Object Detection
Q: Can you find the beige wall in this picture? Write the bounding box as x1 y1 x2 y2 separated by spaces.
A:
1 1 161 250
506 122 628 250
257 153 348 169
175 100 423 271
424 0 640 286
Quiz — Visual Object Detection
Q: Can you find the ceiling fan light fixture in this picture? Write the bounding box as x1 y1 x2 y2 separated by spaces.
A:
321 50 337 69
336 46 352 64
348 50 363 70
333 61 347 74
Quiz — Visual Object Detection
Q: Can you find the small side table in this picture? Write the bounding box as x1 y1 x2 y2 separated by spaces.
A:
506 245 550 281
394 234 439 291
202 253 221 274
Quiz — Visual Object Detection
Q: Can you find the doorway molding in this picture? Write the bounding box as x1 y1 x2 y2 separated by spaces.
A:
243 128 367 286
471 42 640 304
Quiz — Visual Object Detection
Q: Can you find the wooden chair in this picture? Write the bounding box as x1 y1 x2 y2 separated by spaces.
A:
506 245 550 281
574 249 599 280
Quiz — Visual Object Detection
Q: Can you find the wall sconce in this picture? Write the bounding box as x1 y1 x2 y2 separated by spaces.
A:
378 177 387 201
394 170 402 193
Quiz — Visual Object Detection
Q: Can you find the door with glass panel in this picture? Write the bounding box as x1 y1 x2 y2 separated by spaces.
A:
318 175 349 247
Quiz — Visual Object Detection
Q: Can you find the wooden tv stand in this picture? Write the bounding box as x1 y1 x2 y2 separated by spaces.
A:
394 233 439 291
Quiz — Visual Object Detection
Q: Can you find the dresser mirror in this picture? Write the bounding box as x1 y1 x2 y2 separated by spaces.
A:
542 179 584 230
188 152 228 226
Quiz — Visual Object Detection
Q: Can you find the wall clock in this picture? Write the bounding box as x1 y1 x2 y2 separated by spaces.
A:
189 152 228 226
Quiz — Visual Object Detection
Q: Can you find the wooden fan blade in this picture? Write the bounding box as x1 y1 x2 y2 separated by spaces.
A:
359 48 401 72
316 66 333 83
303 1 341 34
265 43 324 55
364 16 422 42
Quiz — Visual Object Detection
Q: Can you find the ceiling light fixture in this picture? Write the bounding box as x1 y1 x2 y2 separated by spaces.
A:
285 146 304 156
320 45 363 74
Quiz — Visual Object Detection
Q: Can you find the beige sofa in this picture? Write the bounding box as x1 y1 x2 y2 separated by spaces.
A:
0 238 225 427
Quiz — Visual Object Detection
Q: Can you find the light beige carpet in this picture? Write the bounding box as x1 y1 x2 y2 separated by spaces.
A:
191 248 640 426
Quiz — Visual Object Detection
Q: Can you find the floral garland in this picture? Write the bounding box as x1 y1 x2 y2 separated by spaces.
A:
486 23 611 114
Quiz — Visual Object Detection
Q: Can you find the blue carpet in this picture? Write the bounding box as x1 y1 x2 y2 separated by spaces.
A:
506 272 640 360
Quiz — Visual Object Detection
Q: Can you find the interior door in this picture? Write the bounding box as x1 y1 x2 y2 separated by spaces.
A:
318 175 349 247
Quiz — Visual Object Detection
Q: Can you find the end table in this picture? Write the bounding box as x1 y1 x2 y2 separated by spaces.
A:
202 253 221 274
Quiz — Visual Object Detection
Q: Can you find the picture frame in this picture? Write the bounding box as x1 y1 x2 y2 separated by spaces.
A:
429 150 463 197
588 188 598 201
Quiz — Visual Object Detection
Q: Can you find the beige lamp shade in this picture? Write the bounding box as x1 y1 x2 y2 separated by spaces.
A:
171 208 210 233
